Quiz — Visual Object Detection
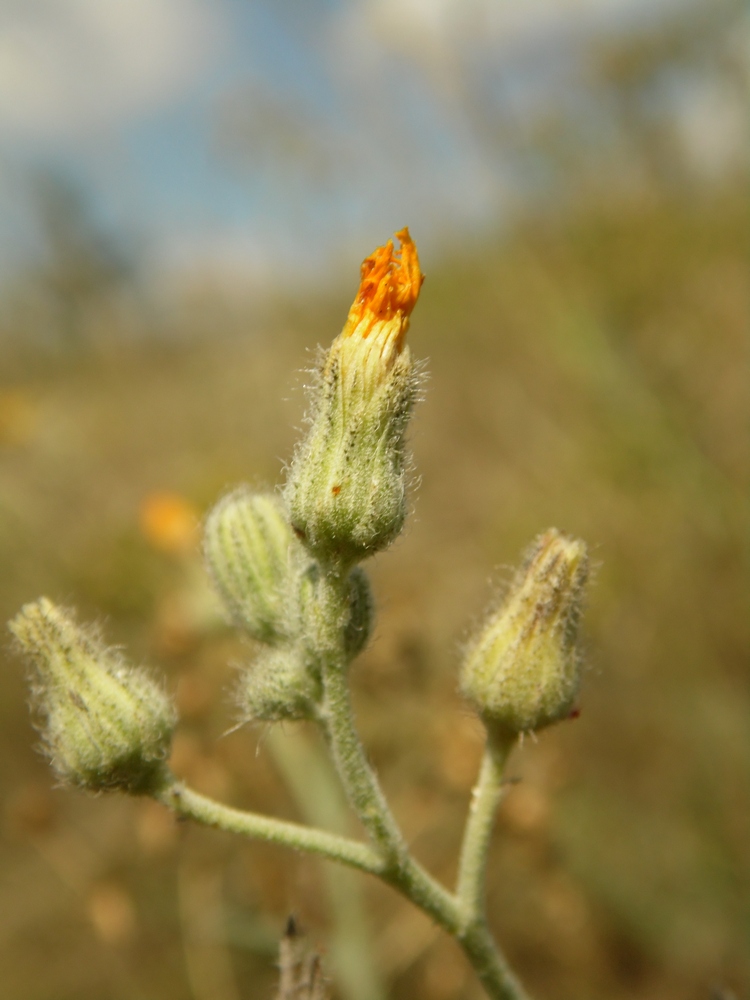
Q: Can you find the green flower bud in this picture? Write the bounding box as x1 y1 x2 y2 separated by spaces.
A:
204 489 299 644
236 645 321 723
297 563 374 662
461 529 589 738
284 229 423 566
343 566 374 659
10 598 176 794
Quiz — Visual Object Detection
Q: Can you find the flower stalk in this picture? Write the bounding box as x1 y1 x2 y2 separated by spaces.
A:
457 733 517 927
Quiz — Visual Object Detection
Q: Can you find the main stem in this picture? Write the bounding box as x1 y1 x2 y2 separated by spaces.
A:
315 566 406 863
311 565 531 1000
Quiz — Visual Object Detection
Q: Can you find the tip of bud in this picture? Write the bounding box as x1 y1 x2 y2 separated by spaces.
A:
341 227 424 356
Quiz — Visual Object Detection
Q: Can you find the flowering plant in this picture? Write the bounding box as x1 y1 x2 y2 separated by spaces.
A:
10 229 589 1000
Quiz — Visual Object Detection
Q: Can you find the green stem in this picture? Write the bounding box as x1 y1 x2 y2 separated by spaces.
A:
156 774 531 1000
161 563 530 1000
459 922 532 1000
266 726 387 1000
319 648 406 862
314 568 406 863
156 776 386 878
456 734 516 926
308 568 530 999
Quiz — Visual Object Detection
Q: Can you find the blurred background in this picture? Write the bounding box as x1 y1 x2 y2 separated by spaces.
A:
0 1 748 998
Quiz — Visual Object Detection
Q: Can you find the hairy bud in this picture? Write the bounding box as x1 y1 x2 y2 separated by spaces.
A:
236 645 321 723
10 598 175 793
298 563 375 662
204 489 299 644
284 228 423 566
343 566 374 659
461 529 589 738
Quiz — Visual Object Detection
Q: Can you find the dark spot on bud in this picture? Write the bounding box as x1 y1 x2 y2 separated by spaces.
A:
331 485 341 495
69 690 88 712
568 707 581 720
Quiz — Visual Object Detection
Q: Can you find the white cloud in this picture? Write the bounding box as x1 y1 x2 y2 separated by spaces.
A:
0 0 227 139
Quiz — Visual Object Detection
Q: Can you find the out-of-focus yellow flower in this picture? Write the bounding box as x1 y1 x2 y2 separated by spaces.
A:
139 491 199 554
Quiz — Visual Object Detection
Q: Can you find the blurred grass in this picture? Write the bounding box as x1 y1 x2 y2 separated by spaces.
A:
0 183 748 1000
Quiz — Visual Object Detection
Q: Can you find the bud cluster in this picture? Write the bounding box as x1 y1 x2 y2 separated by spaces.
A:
203 230 423 721
203 489 373 722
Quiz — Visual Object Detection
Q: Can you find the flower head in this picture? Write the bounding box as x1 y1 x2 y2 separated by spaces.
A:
284 229 423 565
10 598 176 793
339 227 423 370
461 529 589 738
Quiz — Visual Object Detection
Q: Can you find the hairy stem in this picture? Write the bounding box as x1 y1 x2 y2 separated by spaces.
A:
156 776 386 877
314 568 406 863
456 733 516 926
459 922 532 1000
319 649 406 862
156 771 531 1000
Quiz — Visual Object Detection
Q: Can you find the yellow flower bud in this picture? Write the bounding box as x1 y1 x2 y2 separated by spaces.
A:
285 229 424 565
461 529 589 738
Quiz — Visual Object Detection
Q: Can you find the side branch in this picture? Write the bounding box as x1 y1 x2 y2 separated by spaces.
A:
156 776 387 878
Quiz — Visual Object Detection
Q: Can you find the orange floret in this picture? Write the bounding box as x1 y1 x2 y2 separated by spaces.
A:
341 227 424 351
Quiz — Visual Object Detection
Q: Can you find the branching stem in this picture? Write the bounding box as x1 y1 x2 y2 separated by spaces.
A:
157 773 530 1000
156 778 386 877
157 564 533 1000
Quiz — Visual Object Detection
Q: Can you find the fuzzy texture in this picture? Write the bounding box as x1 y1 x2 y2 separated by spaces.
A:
236 644 321 722
461 529 589 737
204 489 302 644
284 229 423 566
10 598 175 793
297 562 374 663
342 566 374 659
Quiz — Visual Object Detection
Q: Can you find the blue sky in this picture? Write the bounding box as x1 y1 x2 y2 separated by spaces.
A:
0 0 743 291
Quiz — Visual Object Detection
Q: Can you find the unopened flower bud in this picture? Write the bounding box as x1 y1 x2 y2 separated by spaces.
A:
461 529 589 738
204 490 298 644
285 228 424 565
236 645 321 723
343 566 374 658
297 563 374 661
10 598 176 793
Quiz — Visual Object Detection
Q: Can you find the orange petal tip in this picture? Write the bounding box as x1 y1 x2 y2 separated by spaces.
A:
343 228 424 344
